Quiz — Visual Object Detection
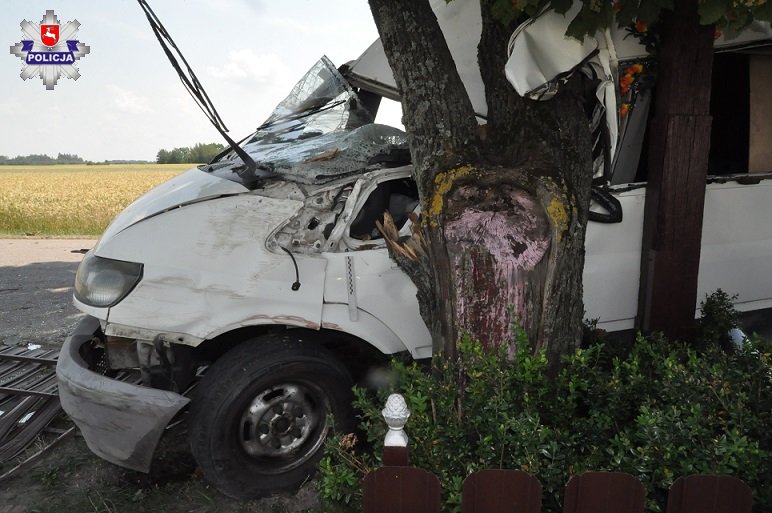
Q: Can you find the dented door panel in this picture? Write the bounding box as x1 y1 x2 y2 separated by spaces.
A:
323 250 431 359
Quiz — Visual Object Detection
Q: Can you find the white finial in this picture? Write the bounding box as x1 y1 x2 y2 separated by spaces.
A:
382 393 410 447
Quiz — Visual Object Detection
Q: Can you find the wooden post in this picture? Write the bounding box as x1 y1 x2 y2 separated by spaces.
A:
381 393 410 466
563 472 645 513
363 393 440 513
638 0 716 340
363 467 442 513
666 475 752 513
462 469 542 513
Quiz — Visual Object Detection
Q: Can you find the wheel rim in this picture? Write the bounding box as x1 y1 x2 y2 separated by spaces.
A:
239 382 328 472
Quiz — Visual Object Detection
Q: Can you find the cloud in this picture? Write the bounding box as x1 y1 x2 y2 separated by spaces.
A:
107 85 152 114
207 49 290 86
189 0 265 16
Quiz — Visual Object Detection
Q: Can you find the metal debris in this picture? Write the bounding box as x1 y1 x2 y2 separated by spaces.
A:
0 344 63 465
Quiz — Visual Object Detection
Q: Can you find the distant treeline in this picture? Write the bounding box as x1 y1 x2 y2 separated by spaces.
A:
156 143 225 164
0 153 86 165
1 143 227 166
0 153 153 165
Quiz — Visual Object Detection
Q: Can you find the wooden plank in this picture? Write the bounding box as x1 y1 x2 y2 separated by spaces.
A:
363 466 441 513
666 475 752 513
749 55 772 173
462 469 541 513
563 471 645 513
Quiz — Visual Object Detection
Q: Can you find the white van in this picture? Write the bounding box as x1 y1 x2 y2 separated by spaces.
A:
57 9 772 498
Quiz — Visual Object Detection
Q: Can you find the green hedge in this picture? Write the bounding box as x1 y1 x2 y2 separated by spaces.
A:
319 328 771 513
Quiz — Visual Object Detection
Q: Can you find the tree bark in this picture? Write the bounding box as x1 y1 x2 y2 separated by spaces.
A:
369 0 593 367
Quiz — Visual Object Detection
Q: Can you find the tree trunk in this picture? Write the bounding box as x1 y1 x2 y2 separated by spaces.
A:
369 0 593 367
638 0 715 341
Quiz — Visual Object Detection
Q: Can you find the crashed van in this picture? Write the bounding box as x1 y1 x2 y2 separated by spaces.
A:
57 2 772 500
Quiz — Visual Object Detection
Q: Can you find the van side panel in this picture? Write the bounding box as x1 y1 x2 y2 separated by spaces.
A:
584 178 772 331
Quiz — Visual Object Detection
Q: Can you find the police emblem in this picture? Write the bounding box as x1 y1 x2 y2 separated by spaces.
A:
9 10 90 90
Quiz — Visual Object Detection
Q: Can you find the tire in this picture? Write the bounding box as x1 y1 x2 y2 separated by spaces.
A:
188 334 354 499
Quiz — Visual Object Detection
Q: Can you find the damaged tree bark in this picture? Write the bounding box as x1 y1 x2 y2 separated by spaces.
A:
369 0 593 367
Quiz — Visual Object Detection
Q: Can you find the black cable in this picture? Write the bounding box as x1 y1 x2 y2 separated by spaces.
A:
280 247 301 291
136 0 256 178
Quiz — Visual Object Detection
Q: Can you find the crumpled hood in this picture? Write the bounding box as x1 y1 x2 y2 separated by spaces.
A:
96 167 248 249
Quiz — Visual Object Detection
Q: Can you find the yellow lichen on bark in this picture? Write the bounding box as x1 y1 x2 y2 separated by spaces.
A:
546 195 570 242
427 165 476 226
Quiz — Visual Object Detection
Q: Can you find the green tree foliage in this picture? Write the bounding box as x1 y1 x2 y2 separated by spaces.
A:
483 0 771 39
156 142 225 164
320 331 771 512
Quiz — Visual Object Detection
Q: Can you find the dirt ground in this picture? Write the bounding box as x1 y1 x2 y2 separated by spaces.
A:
0 238 92 348
0 239 321 513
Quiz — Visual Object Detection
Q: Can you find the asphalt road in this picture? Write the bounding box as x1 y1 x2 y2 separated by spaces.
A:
0 239 96 348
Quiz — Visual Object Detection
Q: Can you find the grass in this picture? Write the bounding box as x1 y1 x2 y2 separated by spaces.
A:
0 164 191 237
0 419 310 513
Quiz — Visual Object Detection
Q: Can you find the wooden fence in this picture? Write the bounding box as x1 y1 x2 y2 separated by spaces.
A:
363 394 753 513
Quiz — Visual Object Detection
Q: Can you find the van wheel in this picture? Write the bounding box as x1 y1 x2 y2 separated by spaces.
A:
188 334 353 499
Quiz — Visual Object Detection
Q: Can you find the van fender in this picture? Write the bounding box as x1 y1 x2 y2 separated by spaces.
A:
320 304 409 356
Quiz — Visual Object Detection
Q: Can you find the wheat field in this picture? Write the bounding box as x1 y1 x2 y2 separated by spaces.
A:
0 164 191 236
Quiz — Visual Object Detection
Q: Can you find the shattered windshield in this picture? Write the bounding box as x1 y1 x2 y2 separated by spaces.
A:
209 57 409 187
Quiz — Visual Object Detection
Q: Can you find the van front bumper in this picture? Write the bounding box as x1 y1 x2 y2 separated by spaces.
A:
56 316 190 472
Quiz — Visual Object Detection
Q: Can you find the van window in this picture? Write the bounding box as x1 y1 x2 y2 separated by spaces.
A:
709 53 750 174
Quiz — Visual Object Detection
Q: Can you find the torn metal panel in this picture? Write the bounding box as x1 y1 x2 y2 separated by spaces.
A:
270 182 353 254
504 3 619 171
505 4 601 99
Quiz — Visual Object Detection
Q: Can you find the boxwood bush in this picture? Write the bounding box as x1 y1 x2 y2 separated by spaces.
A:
319 324 771 513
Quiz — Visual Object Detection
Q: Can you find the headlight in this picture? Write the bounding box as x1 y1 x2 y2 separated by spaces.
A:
74 251 143 307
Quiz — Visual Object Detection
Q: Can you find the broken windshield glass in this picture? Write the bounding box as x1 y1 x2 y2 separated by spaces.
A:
209 56 409 188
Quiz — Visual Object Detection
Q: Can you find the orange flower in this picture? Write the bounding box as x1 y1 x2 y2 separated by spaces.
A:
634 19 648 33
619 103 630 117
714 28 722 40
625 63 644 75
620 73 634 95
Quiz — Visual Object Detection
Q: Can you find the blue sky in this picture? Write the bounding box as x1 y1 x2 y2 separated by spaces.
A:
2 0 399 161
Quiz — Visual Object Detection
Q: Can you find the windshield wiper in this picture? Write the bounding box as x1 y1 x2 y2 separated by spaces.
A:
136 0 257 180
